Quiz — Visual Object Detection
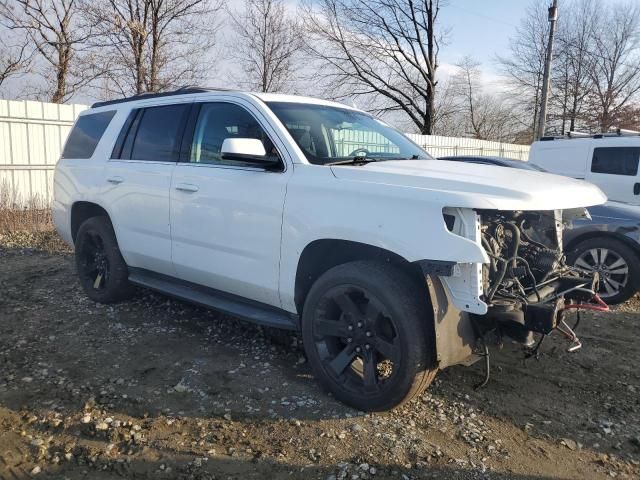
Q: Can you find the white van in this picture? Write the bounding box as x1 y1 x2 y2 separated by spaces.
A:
529 133 640 205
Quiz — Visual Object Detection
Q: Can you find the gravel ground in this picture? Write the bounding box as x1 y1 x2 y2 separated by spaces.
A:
0 244 639 480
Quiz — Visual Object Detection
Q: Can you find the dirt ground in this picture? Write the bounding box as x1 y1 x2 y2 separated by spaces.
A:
0 245 639 480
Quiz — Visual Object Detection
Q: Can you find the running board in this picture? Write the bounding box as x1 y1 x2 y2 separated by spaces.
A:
128 269 298 330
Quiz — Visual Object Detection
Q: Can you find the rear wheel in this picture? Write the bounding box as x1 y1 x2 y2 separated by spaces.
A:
301 261 437 411
567 237 640 305
75 216 132 303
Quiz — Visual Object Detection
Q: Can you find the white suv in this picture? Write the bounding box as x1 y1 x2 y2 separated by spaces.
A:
53 87 607 411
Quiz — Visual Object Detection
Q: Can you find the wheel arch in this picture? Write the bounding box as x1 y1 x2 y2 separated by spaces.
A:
293 239 425 316
70 201 113 244
565 230 640 259
294 238 479 372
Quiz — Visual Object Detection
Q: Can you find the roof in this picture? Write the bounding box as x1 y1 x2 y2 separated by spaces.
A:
91 86 236 108
252 92 356 110
91 86 354 111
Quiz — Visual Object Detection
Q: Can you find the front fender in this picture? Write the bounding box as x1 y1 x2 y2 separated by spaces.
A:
278 167 488 313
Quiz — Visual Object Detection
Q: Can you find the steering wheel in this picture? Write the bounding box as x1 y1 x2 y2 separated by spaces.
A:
348 147 370 158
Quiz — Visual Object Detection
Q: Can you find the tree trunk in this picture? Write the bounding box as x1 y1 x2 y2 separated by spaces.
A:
51 46 67 103
423 82 435 135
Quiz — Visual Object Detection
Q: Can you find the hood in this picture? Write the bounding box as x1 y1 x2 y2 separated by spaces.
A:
330 159 607 210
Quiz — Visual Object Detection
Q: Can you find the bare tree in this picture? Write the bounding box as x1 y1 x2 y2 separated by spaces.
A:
301 0 446 135
552 0 597 133
450 56 521 142
0 35 32 89
586 2 640 131
430 77 465 137
0 0 99 102
230 0 300 93
497 1 549 141
85 0 223 97
451 56 484 138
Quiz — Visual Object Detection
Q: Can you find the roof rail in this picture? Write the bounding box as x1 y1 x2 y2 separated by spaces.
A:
91 86 234 108
567 130 592 138
539 128 640 141
615 128 640 136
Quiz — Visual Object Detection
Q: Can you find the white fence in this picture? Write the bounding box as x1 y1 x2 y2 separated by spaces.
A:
0 99 530 204
406 134 530 161
0 99 88 204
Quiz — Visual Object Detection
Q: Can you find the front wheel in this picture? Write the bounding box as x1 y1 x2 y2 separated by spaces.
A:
301 261 437 411
75 216 133 303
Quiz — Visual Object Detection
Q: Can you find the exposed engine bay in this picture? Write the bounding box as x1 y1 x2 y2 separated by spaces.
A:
470 209 608 385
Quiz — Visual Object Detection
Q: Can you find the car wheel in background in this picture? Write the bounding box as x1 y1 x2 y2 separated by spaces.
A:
75 216 133 303
301 260 437 412
567 237 640 305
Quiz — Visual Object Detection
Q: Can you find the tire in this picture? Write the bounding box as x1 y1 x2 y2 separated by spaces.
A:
75 216 133 303
567 236 640 305
301 260 437 412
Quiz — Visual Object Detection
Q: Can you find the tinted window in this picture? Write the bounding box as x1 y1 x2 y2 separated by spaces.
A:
190 103 278 166
61 110 116 159
591 147 640 176
130 104 189 161
110 110 137 159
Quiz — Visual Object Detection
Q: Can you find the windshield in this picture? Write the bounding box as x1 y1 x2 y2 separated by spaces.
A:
266 102 432 165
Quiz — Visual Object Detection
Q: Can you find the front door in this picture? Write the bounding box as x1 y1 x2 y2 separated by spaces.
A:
170 101 290 307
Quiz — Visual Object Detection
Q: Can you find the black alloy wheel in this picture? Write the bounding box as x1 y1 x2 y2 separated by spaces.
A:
302 261 437 411
75 216 132 303
78 231 110 290
311 284 401 395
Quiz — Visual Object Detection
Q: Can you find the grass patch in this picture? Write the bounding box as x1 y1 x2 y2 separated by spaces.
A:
0 181 71 253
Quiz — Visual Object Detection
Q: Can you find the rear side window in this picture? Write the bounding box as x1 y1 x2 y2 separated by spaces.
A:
61 110 116 159
113 104 190 161
591 147 640 176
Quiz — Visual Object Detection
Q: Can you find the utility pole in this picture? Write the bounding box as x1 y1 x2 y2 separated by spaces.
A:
536 0 558 140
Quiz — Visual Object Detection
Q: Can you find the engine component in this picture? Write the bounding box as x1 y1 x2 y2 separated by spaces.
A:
524 298 564 334
477 209 601 345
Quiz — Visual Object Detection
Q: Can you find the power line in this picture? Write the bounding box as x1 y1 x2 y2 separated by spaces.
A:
450 2 640 72
446 4 519 28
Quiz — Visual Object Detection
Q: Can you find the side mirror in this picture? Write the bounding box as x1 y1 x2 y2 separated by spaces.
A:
220 138 280 167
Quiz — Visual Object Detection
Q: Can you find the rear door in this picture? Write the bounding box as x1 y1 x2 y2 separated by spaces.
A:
102 103 191 275
169 101 291 307
586 146 640 204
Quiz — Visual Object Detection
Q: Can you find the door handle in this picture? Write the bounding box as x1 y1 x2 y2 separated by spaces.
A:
107 176 124 184
634 183 640 195
175 183 199 193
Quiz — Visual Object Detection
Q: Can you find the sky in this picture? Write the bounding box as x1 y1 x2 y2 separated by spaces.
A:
0 0 620 104
437 0 534 71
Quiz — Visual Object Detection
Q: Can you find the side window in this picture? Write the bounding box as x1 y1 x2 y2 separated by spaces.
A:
114 104 189 161
61 110 116 159
591 147 640 176
190 103 279 166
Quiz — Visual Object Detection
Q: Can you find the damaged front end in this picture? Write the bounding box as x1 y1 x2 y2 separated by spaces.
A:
432 207 609 388
468 208 608 385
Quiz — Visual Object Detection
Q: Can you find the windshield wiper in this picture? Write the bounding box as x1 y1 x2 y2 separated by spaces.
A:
326 157 379 166
326 154 424 166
